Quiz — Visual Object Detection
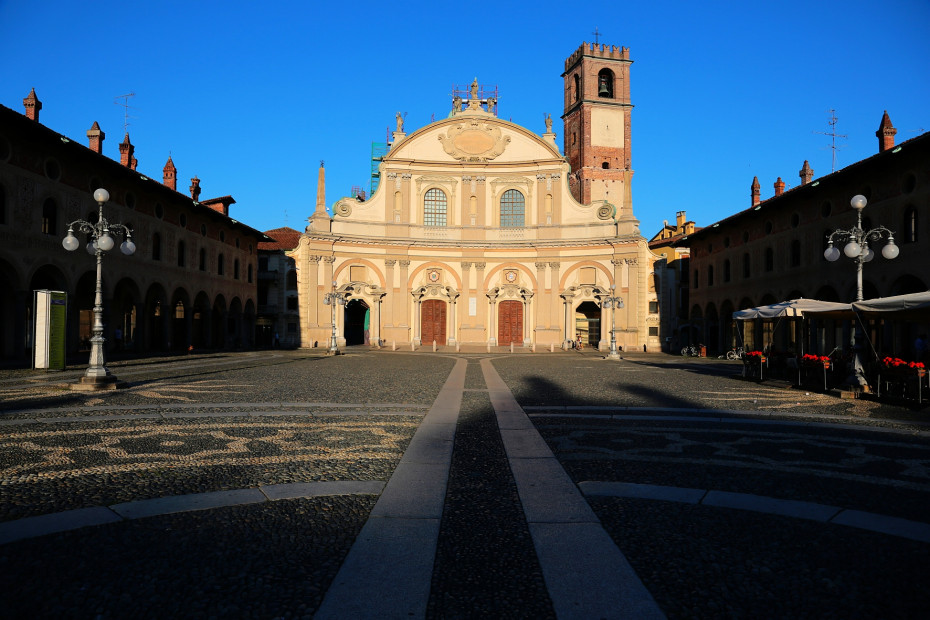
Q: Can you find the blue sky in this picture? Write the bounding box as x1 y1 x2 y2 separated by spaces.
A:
2 0 927 237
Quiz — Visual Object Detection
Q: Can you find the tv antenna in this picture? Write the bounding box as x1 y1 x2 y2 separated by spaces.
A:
814 109 846 172
114 92 136 134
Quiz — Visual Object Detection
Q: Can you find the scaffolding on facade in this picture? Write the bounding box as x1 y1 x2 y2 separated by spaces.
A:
452 83 499 116
370 141 389 196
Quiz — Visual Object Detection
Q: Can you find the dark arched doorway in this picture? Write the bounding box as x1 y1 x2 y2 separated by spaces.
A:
575 301 601 346
345 299 369 346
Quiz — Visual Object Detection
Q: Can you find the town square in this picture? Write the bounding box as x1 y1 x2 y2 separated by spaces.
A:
1 348 928 617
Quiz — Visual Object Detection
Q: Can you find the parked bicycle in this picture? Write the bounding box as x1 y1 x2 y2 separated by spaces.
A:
725 346 745 360
681 345 700 357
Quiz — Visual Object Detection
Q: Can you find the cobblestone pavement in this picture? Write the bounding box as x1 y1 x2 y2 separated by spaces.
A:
1 349 928 618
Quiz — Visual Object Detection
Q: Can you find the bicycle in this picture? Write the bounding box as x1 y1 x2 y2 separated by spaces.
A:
725 346 745 361
681 345 699 357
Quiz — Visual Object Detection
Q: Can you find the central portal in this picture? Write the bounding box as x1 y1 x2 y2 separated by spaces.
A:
498 300 523 344
421 299 447 345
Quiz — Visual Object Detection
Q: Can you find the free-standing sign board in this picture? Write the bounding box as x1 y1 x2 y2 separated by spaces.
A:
34 290 67 370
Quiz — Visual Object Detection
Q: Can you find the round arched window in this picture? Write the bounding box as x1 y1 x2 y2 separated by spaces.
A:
500 189 525 228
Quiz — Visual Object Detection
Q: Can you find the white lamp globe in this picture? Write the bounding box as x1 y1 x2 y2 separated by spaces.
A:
120 239 136 255
850 194 867 210
843 241 861 258
824 245 840 261
93 188 110 204
97 233 115 252
86 241 97 255
62 232 79 251
882 241 899 260
862 245 874 262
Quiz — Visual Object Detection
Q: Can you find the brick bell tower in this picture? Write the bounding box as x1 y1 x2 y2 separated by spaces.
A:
562 42 633 207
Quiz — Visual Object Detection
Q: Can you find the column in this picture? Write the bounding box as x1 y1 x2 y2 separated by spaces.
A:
488 292 497 345
448 292 457 345
384 259 396 328
460 261 472 327
626 257 640 348
475 262 486 337
399 260 411 342
323 257 335 332
550 262 562 341
306 255 320 328
535 261 547 329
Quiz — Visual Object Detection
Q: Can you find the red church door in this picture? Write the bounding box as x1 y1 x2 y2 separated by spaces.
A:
421 299 447 345
498 300 523 344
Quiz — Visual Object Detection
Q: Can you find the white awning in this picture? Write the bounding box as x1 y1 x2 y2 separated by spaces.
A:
733 298 852 320
851 291 930 315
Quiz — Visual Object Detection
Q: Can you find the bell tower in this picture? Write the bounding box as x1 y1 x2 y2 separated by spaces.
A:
562 42 633 207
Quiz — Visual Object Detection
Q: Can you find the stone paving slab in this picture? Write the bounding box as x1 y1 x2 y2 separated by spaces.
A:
530 522 666 620
831 509 930 543
580 481 707 504
704 490 841 522
260 480 385 500
110 488 269 519
0 507 122 545
314 517 441 619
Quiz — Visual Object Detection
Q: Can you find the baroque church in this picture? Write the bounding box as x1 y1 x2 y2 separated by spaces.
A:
289 42 660 351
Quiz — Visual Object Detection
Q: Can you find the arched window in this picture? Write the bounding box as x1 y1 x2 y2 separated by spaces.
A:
286 269 298 290
199 248 207 271
248 264 253 283
174 301 185 319
42 198 57 235
743 253 751 278
904 207 918 243
177 241 186 267
424 188 447 227
500 189 525 228
152 233 162 261
790 240 801 266
707 265 714 287
218 253 225 276
764 247 774 272
234 258 240 280
723 259 731 283
573 74 580 102
597 68 614 98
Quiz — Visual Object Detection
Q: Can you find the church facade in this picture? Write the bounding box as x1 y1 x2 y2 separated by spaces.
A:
290 43 660 351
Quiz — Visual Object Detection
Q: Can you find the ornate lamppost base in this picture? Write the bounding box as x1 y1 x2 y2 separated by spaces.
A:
326 350 344 356
70 375 122 391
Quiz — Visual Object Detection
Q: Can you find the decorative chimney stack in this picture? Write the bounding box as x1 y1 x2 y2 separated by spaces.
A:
799 160 813 185
751 176 760 207
876 111 897 153
87 122 105 154
190 177 201 201
119 133 135 168
23 88 42 122
163 157 177 191
676 210 686 229
774 177 785 197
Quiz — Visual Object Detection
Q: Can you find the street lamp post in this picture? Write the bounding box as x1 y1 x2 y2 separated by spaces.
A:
824 194 898 388
600 284 624 360
322 280 347 355
62 188 136 390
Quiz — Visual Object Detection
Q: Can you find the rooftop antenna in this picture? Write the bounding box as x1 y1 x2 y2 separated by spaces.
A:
814 109 846 173
592 26 602 45
114 92 136 134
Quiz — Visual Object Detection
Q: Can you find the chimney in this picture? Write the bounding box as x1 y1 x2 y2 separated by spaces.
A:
163 156 177 191
799 160 813 185
119 133 135 168
190 176 201 201
87 121 105 154
23 88 42 122
130 157 138 171
774 177 785 197
676 210 686 229
876 111 897 153
201 196 235 216
751 176 760 207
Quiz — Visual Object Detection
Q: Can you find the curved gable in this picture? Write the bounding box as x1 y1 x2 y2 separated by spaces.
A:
386 115 562 165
